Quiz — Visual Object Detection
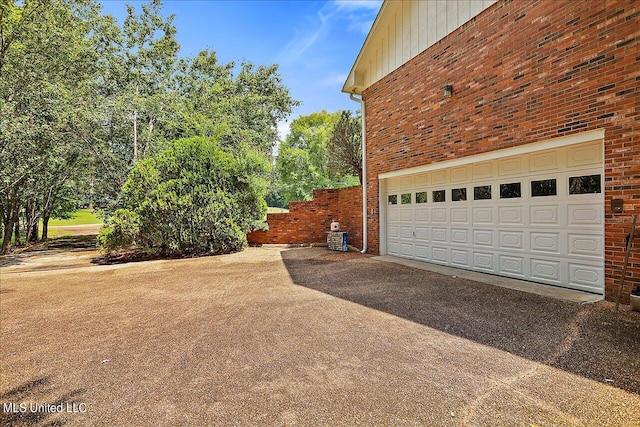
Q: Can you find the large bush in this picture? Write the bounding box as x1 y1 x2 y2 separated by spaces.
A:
98 137 267 255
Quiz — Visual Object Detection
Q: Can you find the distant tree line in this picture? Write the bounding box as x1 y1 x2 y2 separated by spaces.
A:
0 0 362 255
0 0 299 254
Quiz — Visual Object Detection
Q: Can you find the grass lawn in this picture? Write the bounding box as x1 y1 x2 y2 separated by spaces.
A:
267 207 289 214
42 209 103 238
47 209 102 226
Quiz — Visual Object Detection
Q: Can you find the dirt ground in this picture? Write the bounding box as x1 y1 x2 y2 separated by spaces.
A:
0 242 639 426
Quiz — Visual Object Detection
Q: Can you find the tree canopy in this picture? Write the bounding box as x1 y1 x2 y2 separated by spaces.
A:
276 110 361 205
0 0 297 254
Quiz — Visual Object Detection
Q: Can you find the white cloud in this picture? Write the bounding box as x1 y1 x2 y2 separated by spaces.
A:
331 0 382 35
276 0 381 65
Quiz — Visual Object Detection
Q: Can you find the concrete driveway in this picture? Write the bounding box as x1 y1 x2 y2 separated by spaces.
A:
1 245 639 426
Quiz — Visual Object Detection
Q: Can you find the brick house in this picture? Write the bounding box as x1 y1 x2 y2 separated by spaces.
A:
342 0 639 301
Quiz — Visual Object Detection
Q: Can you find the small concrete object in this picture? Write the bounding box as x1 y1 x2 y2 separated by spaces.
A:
327 231 348 252
330 221 340 232
631 294 640 312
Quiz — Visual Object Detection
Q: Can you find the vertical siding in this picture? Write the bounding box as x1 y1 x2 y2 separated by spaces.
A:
359 0 497 89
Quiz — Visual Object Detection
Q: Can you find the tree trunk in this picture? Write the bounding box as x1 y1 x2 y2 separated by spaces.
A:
14 216 20 246
133 83 139 163
145 116 154 156
42 214 50 240
30 222 39 242
25 201 39 243
1 219 13 254
133 109 138 163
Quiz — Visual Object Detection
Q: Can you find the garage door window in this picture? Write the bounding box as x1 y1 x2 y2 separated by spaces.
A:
531 179 557 197
433 190 445 202
500 182 521 199
474 185 492 200
569 174 601 194
416 191 428 203
388 195 397 205
401 193 412 204
452 188 467 201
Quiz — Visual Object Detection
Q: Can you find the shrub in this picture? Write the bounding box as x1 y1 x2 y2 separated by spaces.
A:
97 209 141 253
98 137 267 255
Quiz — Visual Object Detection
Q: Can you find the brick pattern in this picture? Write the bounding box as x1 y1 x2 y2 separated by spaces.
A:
361 0 639 302
248 186 363 249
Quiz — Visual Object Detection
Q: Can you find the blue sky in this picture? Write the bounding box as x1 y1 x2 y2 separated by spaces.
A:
99 0 382 137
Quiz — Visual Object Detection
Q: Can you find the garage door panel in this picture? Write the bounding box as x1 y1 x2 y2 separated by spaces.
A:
568 204 602 227
569 263 602 292
388 225 399 238
388 241 400 255
399 209 413 222
415 208 429 222
530 151 559 172
451 249 470 267
415 245 430 260
431 169 448 185
530 205 559 226
414 226 429 240
499 157 523 176
400 226 413 239
473 229 494 247
499 231 524 250
530 232 560 254
499 206 524 225
432 227 448 243
400 243 414 257
451 228 470 245
568 234 602 257
473 162 493 180
431 247 448 263
473 207 494 225
531 258 562 284
451 208 469 224
567 141 602 167
473 252 495 272
499 255 525 277
388 210 399 221
431 208 447 223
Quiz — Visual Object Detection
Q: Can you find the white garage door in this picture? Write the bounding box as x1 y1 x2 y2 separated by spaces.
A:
385 141 604 293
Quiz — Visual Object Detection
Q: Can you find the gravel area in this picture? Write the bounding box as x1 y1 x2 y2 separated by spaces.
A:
1 244 639 426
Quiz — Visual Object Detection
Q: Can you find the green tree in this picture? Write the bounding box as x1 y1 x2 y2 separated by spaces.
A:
0 0 101 251
98 137 268 255
276 110 359 205
172 50 297 157
327 110 362 184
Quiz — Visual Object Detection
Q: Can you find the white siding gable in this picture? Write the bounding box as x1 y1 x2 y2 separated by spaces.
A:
343 0 496 94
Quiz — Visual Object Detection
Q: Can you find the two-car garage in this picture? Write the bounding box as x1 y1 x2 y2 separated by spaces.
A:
380 133 604 294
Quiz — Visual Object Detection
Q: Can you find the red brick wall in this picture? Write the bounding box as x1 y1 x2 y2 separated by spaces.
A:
362 0 639 301
248 186 363 249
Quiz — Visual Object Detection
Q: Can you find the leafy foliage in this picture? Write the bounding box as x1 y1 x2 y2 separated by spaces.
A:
327 110 362 184
98 137 267 255
0 0 296 253
276 110 360 205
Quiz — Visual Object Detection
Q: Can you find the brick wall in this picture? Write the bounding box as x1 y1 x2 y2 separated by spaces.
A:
361 0 639 301
248 186 363 249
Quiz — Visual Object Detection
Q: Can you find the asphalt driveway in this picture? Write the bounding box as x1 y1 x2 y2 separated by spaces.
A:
1 245 639 426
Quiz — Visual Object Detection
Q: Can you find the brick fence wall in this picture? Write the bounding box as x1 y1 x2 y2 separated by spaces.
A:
362 0 639 302
248 186 363 249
